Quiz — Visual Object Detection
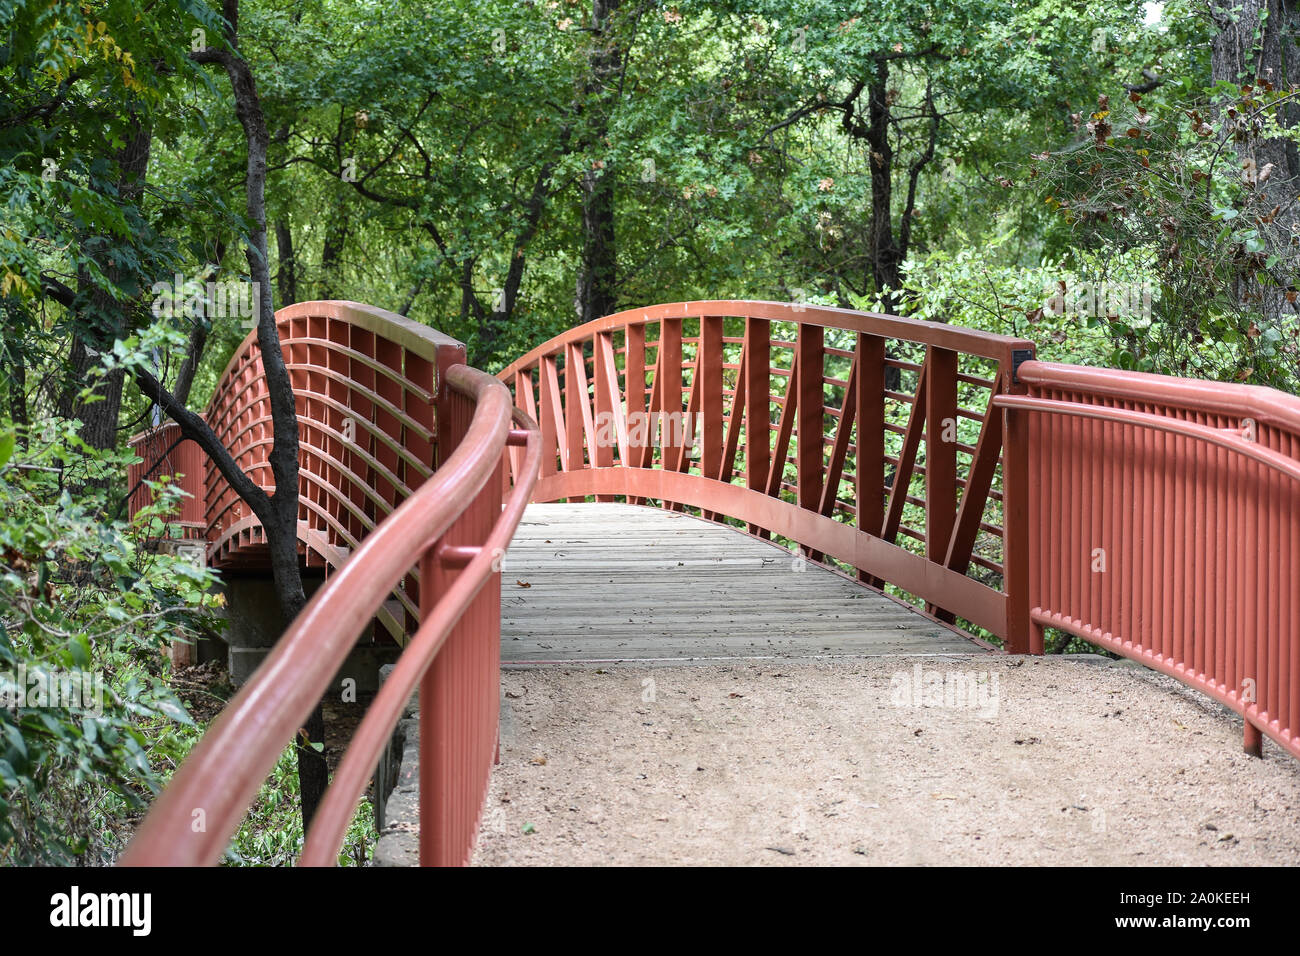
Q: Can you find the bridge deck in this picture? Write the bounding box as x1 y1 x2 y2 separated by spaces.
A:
500 504 983 662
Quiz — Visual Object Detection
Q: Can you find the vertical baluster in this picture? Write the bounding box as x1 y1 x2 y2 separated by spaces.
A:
1194 411 1209 682
796 324 824 537
1267 427 1280 744
1097 397 1113 642
564 342 587 485
594 332 616 501
1002 396 1034 654
856 334 885 583
700 316 724 484
1088 392 1103 633
924 347 957 613
1243 445 1263 755
745 317 771 534
1288 430 1299 752
626 324 647 492
659 318 683 488
1213 425 1228 698
540 355 564 478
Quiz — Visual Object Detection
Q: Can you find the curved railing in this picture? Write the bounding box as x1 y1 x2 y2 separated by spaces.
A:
122 296 1300 868
996 361 1300 760
198 302 476 639
125 420 207 539
122 307 541 866
499 300 1037 643
501 300 1300 762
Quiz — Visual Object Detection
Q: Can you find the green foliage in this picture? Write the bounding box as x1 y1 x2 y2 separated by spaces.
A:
218 743 376 867
1031 57 1300 390
0 417 221 863
4 0 1299 862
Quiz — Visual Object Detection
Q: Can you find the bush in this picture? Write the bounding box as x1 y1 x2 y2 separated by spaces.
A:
0 419 223 864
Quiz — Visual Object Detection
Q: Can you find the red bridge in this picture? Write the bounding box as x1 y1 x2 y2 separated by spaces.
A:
120 299 1300 866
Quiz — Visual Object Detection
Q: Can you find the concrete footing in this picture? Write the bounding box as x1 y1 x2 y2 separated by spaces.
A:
373 664 422 867
215 574 399 691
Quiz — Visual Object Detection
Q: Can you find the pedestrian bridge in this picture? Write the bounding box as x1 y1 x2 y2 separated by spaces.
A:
120 299 1300 866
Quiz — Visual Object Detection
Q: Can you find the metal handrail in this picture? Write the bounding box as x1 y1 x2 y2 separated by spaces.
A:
299 389 542 865
499 300 1033 640
994 394 1300 482
121 364 538 866
498 299 1033 381
995 364 1300 761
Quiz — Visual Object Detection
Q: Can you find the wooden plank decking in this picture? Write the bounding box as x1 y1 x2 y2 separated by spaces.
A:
500 503 985 662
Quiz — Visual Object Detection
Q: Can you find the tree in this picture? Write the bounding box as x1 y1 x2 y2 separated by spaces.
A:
1 0 327 826
1210 0 1300 251
138 0 328 823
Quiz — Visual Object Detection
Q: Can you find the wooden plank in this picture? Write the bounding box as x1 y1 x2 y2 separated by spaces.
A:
499 503 984 662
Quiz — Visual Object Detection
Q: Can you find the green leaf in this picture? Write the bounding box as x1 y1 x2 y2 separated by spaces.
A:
154 696 194 726
67 634 90 669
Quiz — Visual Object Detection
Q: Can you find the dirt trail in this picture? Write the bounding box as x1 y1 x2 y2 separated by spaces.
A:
472 656 1300 866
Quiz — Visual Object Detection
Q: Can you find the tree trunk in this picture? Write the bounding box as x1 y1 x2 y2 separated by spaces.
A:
576 0 622 324
194 0 325 826
60 111 153 455
865 59 903 311
318 209 348 300
1211 0 1300 248
275 219 297 307
172 323 208 409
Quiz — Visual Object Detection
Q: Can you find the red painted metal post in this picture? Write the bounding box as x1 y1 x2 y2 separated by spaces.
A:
418 449 502 866
700 316 724 483
659 318 684 476
745 317 771 534
540 356 564 478
925 347 958 597
856 334 885 585
593 332 615 501
1001 403 1037 655
564 342 587 489
796 324 824 531
625 323 648 478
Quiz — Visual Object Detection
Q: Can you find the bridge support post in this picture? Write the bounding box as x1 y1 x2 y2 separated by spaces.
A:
1002 404 1041 654
1244 720 1263 757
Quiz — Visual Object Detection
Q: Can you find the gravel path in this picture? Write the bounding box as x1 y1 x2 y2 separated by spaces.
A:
472 655 1300 865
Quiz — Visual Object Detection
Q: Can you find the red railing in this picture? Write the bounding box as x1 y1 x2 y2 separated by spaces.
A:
123 298 1300 868
499 300 1037 643
122 303 540 866
996 361 1300 760
125 421 206 538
